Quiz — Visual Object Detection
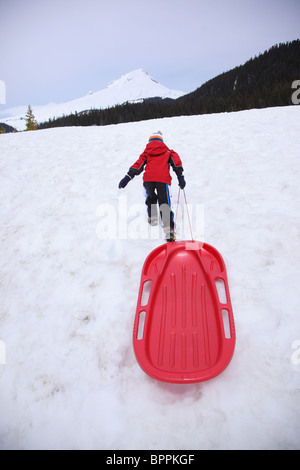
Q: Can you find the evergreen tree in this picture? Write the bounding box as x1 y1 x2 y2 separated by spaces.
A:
0 126 6 134
25 105 38 131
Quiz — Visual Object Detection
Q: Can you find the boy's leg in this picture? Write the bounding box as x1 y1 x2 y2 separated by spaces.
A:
155 183 175 231
143 182 158 223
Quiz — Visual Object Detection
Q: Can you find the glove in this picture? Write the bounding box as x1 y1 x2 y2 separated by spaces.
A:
177 175 186 189
118 174 131 189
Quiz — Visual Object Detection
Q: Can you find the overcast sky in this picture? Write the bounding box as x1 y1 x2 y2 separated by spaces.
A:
0 0 299 110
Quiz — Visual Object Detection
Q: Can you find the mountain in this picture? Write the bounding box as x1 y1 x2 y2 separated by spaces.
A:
37 40 300 130
2 40 299 132
0 69 186 131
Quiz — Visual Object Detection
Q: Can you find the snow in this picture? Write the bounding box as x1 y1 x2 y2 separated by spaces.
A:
0 105 300 450
0 69 186 132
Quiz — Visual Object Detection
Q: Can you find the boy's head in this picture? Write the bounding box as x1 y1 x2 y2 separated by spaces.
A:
148 131 163 143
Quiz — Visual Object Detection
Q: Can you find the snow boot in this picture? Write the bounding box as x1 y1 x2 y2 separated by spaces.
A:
164 226 175 242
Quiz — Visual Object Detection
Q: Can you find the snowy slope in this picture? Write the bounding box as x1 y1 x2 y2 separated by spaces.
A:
0 106 300 450
0 69 186 132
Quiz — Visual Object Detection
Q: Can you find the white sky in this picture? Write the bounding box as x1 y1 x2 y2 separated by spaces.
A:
0 0 299 109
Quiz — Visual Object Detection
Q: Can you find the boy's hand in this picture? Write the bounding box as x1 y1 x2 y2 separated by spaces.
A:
118 174 131 189
177 175 186 189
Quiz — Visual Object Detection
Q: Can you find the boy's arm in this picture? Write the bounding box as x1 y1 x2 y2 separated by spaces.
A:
127 152 147 178
118 152 147 189
169 150 183 176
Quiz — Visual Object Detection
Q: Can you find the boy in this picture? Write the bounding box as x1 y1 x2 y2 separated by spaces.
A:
118 131 186 241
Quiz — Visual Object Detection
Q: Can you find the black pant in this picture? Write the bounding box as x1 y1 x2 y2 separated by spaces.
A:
143 182 174 230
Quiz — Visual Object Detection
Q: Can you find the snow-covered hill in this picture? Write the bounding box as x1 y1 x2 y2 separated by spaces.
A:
0 69 186 131
0 106 300 450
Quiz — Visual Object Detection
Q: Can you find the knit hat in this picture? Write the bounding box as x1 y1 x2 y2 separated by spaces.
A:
148 130 163 143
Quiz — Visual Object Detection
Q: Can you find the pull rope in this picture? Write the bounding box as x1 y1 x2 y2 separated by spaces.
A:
173 188 194 241
172 188 181 241
183 189 194 241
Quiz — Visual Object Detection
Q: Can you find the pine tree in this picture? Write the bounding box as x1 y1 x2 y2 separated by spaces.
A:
0 126 6 134
25 105 37 131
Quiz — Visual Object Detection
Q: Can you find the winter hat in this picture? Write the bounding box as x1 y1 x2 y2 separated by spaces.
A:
148 130 163 143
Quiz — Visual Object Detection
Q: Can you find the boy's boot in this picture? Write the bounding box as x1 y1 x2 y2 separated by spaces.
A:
163 226 175 242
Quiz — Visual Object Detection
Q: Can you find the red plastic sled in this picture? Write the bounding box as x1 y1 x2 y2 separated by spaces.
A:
133 241 235 384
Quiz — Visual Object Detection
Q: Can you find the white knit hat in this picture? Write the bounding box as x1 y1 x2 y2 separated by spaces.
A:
149 130 163 142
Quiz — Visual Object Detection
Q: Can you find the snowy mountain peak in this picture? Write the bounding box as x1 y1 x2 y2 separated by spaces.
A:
108 69 159 87
0 70 186 131
104 68 184 103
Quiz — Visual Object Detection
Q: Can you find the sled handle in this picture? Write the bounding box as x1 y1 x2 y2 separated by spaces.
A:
214 276 235 341
136 310 147 340
134 278 153 341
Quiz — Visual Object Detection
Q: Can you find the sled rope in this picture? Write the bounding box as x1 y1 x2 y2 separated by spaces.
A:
173 188 194 241
183 189 194 241
173 189 181 241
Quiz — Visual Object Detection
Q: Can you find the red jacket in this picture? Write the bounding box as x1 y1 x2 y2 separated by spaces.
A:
128 141 183 185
